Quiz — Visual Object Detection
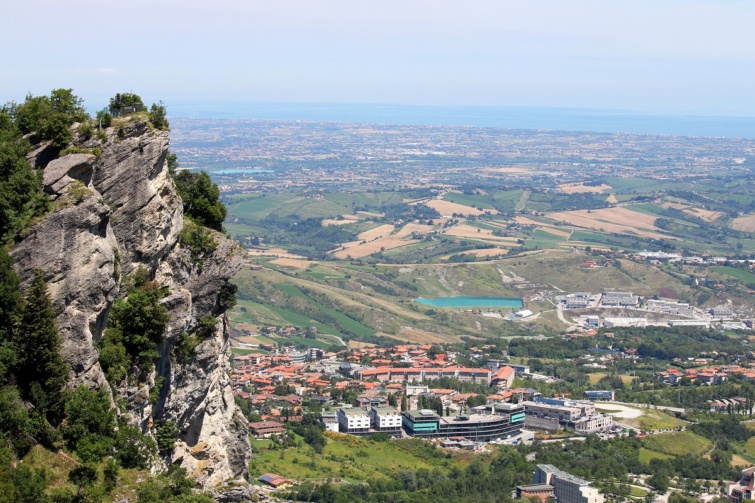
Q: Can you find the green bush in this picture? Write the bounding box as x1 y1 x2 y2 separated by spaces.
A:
96 110 112 128
98 279 170 382
179 219 217 271
78 122 93 141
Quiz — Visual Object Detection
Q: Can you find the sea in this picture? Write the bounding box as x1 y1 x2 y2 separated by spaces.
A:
168 101 755 139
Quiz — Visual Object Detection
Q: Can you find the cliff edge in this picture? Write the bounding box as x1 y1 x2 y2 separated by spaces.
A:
10 120 250 486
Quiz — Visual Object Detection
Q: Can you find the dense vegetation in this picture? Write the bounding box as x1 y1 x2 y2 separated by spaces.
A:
0 102 51 244
0 252 168 501
173 170 226 231
98 270 171 384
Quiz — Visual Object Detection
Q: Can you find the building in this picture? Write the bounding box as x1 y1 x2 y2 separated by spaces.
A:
728 466 755 502
356 394 388 408
584 315 600 328
668 320 709 327
517 484 556 501
401 403 525 442
565 292 592 309
258 473 293 489
521 397 612 433
359 366 491 385
337 407 371 435
487 359 509 370
248 421 286 439
369 406 402 434
534 464 603 503
508 364 531 375
491 366 516 389
572 414 614 432
307 347 325 361
289 350 307 364
405 383 430 396
603 317 647 328
647 299 695 317
600 290 639 307
711 306 735 320
321 412 339 432
584 390 615 401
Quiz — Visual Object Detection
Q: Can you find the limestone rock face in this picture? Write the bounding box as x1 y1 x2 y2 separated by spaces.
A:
10 122 249 486
11 154 116 389
92 123 182 276
165 316 250 486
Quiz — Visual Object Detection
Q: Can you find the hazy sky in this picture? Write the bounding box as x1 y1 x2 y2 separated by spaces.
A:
2 0 753 116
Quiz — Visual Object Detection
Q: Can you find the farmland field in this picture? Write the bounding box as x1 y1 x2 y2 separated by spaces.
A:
731 214 755 232
545 207 667 239
426 199 497 216
711 266 755 284
558 182 613 193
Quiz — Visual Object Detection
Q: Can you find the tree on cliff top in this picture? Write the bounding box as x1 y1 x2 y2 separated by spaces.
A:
12 89 88 147
108 92 144 113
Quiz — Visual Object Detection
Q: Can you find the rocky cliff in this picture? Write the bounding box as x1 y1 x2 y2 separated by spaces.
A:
10 120 250 487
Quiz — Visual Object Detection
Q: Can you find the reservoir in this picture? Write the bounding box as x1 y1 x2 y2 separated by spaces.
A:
415 297 523 309
207 168 273 175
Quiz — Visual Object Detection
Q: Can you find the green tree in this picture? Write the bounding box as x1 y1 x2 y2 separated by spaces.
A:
0 109 46 243
647 472 670 493
0 251 22 385
100 281 170 377
108 92 144 113
13 89 87 147
173 171 226 231
61 386 116 453
149 102 168 130
156 421 177 455
16 269 69 424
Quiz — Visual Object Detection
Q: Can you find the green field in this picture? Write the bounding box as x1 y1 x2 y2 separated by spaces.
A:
443 192 496 209
638 447 673 464
249 433 476 483
275 284 376 338
711 266 755 285
642 431 711 456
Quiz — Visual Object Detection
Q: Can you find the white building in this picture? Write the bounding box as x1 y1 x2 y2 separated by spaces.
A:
600 291 639 307
337 407 370 435
565 292 592 309
405 383 430 396
369 406 402 433
647 299 695 317
534 464 604 503
321 412 339 433
603 317 647 328
710 306 735 320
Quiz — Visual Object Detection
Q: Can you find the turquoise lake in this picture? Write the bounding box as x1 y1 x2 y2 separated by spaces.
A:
207 168 273 175
415 297 523 309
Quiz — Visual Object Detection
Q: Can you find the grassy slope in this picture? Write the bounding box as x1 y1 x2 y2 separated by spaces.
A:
250 432 483 483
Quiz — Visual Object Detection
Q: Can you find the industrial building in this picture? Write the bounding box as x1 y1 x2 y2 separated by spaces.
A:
600 290 639 307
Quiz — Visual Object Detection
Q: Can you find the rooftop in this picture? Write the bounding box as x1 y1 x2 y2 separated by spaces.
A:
538 464 591 486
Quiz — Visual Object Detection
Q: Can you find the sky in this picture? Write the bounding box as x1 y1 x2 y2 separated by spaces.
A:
1 0 754 117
